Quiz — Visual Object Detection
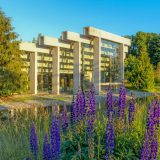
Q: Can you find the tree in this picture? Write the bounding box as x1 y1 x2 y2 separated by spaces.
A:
138 52 154 90
32 37 36 43
148 35 160 68
128 32 155 57
37 33 42 44
0 9 28 96
125 38 155 91
154 62 160 84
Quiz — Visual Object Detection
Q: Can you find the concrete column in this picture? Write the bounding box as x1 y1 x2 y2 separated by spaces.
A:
120 44 125 81
30 51 37 94
93 37 101 95
51 47 60 95
73 42 81 94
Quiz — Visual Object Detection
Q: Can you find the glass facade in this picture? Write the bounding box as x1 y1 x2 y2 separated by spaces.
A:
59 48 74 93
81 42 94 91
37 52 52 92
101 39 121 83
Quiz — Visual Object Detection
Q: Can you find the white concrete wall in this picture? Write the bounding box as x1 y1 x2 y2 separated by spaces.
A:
51 47 60 95
120 44 125 81
93 37 101 95
84 27 131 46
30 52 37 94
73 42 81 94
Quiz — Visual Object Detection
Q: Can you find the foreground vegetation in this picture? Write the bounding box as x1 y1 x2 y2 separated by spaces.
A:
0 85 159 160
0 9 28 96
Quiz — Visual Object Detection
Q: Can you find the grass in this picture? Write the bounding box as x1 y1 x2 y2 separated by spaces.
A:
126 82 160 93
0 107 51 159
0 94 72 112
0 96 159 160
154 84 160 92
0 94 71 103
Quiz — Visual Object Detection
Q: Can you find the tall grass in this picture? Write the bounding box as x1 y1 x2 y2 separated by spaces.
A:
0 96 159 159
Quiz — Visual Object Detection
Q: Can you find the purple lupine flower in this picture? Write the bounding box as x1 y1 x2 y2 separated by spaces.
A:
62 105 68 132
75 88 86 121
86 85 96 135
106 122 114 160
43 134 51 160
150 131 158 160
147 105 156 137
50 106 61 160
141 100 159 160
154 100 160 126
30 122 38 159
140 131 149 160
106 85 113 120
70 96 75 126
128 98 136 124
88 85 96 115
118 85 126 119
26 157 31 160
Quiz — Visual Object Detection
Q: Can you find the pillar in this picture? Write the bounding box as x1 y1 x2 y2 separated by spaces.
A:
120 44 125 81
30 51 37 94
73 42 81 94
93 37 101 95
51 47 60 95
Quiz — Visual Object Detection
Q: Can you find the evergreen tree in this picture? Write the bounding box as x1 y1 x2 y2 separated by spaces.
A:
137 52 154 90
0 10 28 96
148 35 160 68
32 37 36 43
125 33 155 91
129 32 155 57
37 33 42 44
154 62 160 84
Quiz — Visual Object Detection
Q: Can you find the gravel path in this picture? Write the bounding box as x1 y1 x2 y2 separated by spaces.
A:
0 89 158 111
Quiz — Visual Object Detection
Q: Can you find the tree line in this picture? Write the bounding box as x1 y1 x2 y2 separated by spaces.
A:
0 10 28 96
125 32 160 91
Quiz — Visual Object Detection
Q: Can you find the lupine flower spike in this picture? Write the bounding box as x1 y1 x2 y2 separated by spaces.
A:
70 96 75 126
128 96 136 124
50 106 61 160
75 87 86 122
43 134 51 160
30 122 38 159
86 85 96 135
106 122 114 160
106 85 113 120
141 100 159 160
118 84 126 120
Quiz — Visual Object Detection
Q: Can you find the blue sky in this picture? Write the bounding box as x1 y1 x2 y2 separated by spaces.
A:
1 0 160 41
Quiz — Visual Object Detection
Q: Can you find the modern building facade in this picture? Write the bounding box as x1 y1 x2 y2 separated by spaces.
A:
20 27 131 95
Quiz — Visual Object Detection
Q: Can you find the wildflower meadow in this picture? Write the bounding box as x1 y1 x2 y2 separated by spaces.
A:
0 85 160 160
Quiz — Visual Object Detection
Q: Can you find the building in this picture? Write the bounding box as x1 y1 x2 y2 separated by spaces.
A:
20 27 131 95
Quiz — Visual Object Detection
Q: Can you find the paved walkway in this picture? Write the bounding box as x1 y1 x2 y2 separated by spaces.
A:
0 89 158 111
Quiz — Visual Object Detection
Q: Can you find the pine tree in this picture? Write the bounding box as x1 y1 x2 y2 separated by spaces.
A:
154 62 160 84
137 52 154 90
125 32 155 91
0 9 28 96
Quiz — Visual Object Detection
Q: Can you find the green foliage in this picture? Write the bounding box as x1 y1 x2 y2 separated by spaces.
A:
0 9 28 96
0 97 159 160
154 62 160 84
125 53 154 91
148 35 160 68
129 32 155 57
128 31 160 69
